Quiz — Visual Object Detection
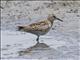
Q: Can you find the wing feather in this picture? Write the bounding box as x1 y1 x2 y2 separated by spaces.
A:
18 20 52 32
28 20 51 31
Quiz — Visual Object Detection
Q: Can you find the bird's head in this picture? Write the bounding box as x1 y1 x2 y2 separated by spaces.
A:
48 14 63 22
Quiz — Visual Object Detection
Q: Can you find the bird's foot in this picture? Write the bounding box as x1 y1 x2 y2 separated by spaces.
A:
36 40 39 44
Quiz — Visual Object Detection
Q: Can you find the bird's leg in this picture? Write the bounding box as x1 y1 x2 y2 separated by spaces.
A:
36 36 39 43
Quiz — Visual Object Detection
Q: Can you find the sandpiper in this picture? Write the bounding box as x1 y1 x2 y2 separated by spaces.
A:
18 14 63 43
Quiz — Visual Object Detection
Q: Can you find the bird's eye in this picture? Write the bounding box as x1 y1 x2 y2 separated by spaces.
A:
53 16 56 18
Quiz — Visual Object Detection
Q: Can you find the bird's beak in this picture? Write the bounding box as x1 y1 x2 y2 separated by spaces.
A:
55 16 63 22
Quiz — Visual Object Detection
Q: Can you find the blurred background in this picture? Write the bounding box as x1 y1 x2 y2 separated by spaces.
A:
1 1 80 33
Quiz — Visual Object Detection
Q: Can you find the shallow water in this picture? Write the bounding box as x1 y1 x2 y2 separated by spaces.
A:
1 30 79 60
